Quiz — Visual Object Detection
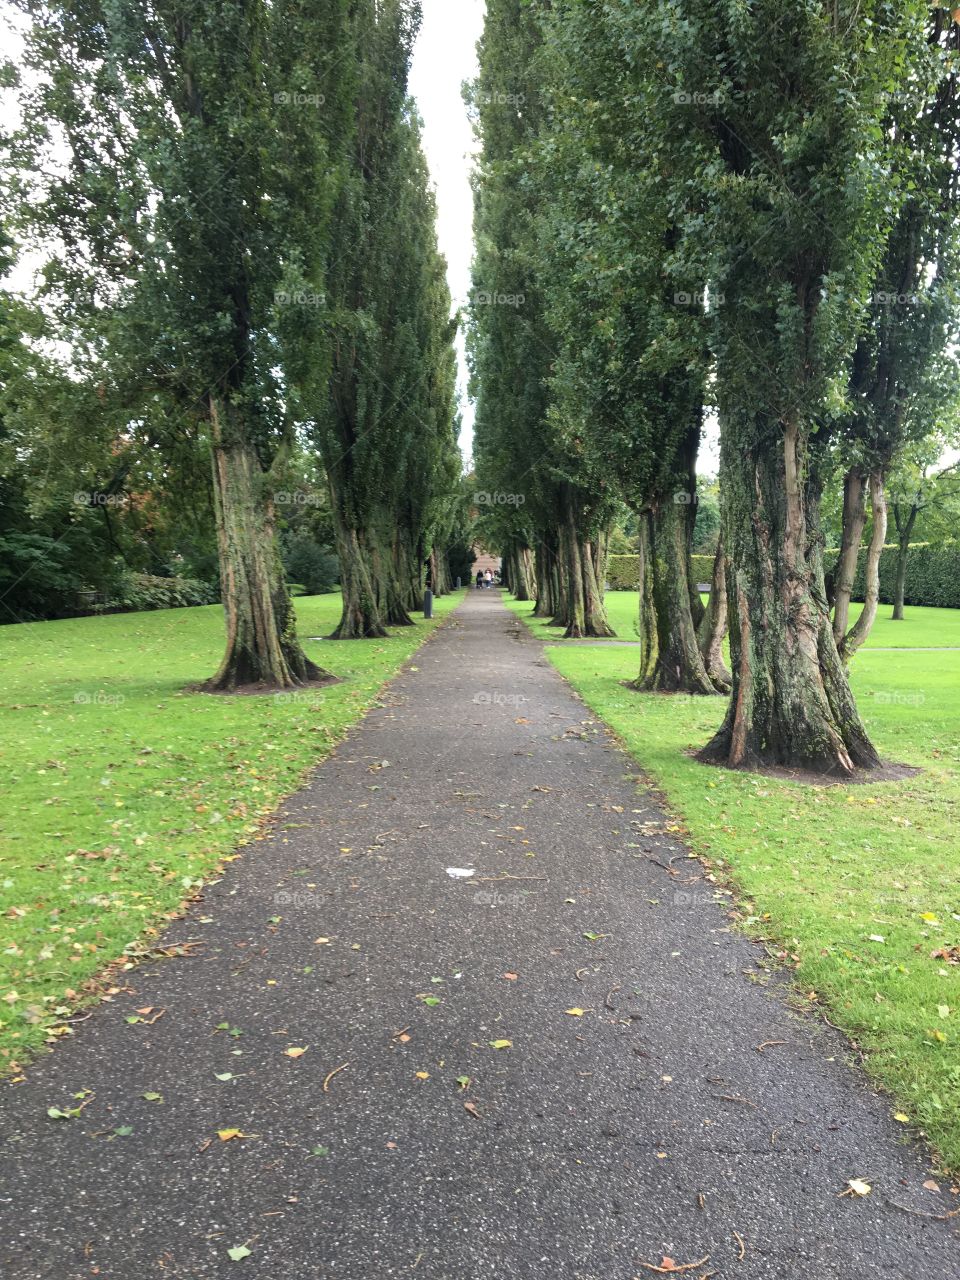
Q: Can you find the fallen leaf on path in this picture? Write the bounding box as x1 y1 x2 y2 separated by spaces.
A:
839 1178 872 1198
503 972 518 981
636 1256 710 1274
565 1008 588 1017
923 1179 941 1191
227 1245 252 1262
456 1075 471 1090
489 1039 512 1050
284 1047 308 1059
217 1129 253 1142
415 1071 430 1080
464 1101 481 1118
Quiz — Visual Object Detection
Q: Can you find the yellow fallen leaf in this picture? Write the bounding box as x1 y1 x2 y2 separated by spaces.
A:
284 1046 308 1059
314 937 331 945
893 1112 910 1123
847 1178 871 1197
489 1039 512 1050
565 1008 587 1017
218 1129 243 1141
415 1071 430 1080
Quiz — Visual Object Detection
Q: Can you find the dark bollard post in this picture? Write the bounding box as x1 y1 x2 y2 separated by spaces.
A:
423 588 433 619
455 577 461 590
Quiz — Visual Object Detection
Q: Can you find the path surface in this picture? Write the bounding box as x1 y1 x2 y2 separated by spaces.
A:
1 591 958 1280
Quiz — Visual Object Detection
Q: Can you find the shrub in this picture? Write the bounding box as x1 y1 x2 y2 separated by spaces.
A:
107 572 219 612
281 534 340 595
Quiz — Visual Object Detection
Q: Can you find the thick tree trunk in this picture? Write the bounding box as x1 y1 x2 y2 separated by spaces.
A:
633 500 720 694
701 418 880 775
698 537 732 692
832 466 867 647
559 504 615 639
204 398 329 689
511 543 535 601
330 523 388 640
839 470 887 660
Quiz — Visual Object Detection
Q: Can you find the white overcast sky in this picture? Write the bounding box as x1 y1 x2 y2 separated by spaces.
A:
408 0 486 462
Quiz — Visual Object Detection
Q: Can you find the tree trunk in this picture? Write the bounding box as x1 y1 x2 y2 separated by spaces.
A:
832 466 867 647
534 538 557 618
330 522 388 639
512 543 535 601
701 417 880 775
633 500 720 694
697 536 732 692
204 398 330 689
839 470 887 660
892 502 917 620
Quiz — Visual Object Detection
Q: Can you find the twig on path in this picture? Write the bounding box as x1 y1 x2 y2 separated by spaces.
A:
733 1230 746 1261
604 984 621 1012
755 1040 787 1053
323 1061 351 1093
882 1196 960 1221
637 1255 710 1274
713 1094 757 1108
391 1026 411 1040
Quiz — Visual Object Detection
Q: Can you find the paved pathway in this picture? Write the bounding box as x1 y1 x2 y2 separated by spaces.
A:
1 591 958 1279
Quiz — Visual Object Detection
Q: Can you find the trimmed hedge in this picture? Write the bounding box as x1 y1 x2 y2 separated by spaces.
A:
607 554 640 590
824 543 960 610
607 544 960 608
608 553 714 590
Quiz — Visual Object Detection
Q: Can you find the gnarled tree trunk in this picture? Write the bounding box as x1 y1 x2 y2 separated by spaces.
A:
698 537 732 692
205 398 330 689
701 417 880 775
633 498 721 694
839 470 887 661
832 466 867 647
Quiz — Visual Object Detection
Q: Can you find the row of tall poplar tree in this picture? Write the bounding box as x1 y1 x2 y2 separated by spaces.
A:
5 0 460 685
470 0 960 776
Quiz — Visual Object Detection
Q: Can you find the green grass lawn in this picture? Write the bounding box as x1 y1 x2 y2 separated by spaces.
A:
0 591 463 1068
506 594 960 1171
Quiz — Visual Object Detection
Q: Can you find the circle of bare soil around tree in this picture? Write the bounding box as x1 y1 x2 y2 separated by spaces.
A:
188 672 341 697
688 748 921 787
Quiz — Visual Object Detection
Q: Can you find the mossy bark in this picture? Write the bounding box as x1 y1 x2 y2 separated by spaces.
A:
204 398 329 689
701 416 880 775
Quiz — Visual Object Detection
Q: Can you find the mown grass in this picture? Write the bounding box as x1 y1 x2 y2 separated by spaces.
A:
506 594 960 1171
0 591 464 1067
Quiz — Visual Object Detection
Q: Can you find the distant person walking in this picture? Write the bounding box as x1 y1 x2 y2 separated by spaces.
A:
475 570 483 590
484 569 493 589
